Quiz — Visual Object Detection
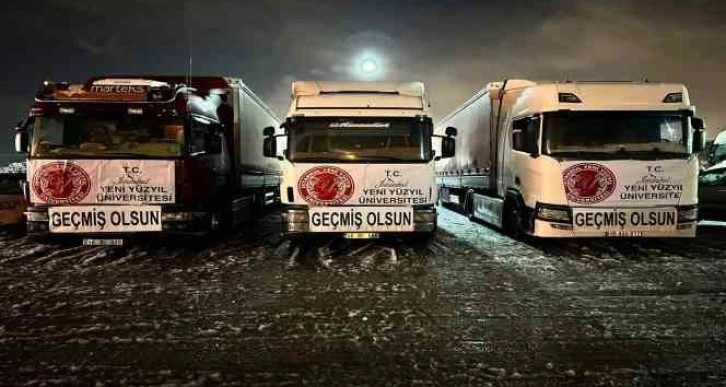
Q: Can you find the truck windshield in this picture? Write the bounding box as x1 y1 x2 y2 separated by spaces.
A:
30 114 185 158
543 112 689 157
287 117 432 163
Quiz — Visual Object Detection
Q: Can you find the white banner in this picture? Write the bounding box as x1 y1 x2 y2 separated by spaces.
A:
309 206 414 232
28 160 175 205
572 207 677 233
559 160 696 207
48 205 162 233
287 163 435 206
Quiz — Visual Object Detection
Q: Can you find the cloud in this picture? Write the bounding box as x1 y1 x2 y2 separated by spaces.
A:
266 74 297 118
532 2 655 70
2 0 726 136
411 0 726 134
343 31 396 48
74 38 120 57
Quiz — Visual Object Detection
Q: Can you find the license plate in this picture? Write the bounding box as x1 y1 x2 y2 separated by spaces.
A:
605 231 644 237
83 238 123 246
344 233 380 239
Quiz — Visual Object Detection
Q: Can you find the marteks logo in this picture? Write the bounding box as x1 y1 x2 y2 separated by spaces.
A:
298 166 355 205
563 163 616 204
32 162 92 204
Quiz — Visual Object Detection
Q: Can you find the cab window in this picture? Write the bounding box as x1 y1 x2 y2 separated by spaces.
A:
513 116 539 154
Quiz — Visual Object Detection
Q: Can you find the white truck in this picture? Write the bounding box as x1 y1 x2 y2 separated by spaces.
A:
263 81 456 239
436 79 706 238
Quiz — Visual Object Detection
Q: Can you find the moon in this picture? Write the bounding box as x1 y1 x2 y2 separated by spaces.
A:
360 58 378 74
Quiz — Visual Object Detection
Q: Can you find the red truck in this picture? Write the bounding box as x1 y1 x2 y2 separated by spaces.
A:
13 76 281 245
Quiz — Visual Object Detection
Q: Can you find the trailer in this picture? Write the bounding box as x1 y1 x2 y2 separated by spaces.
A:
13 75 281 244
263 81 456 240
436 79 706 238
706 129 726 167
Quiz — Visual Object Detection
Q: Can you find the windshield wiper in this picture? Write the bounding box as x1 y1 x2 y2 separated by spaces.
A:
292 155 423 162
36 151 176 158
291 156 344 163
620 150 688 159
549 149 687 159
352 154 420 161
103 152 159 156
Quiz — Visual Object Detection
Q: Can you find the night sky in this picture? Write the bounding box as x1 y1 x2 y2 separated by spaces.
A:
2 0 725 159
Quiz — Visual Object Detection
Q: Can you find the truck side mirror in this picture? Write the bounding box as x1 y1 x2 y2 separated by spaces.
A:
14 130 28 154
694 129 706 153
13 120 25 132
441 137 455 158
692 117 705 130
445 126 457 137
263 126 275 137
263 137 277 158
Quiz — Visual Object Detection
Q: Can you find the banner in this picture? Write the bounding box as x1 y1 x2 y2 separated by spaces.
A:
48 205 162 233
289 163 435 206
28 160 175 205
559 160 696 207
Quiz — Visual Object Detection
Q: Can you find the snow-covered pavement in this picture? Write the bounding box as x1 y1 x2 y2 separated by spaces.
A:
0 208 724 385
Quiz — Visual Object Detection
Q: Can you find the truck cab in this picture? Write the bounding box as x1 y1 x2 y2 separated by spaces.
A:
14 76 280 245
264 81 455 240
437 80 706 238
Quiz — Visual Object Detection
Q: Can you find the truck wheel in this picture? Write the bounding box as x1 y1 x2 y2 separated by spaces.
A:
410 231 435 244
209 204 231 233
465 192 475 220
503 200 525 239
210 212 221 231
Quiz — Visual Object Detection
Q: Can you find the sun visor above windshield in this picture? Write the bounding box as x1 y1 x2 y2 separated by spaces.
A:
296 94 424 110
36 78 177 103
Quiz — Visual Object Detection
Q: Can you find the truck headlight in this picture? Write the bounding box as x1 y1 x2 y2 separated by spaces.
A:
677 206 698 222
413 209 436 223
282 209 308 223
536 204 571 223
25 211 49 222
161 212 201 222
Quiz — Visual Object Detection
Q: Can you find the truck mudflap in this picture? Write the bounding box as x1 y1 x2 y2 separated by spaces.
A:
281 205 437 236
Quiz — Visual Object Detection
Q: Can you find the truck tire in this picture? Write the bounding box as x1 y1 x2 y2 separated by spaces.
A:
210 212 221 231
209 197 232 234
465 191 475 220
502 199 525 239
410 231 435 244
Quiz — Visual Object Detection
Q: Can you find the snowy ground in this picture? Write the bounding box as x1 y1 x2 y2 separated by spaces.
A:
0 207 725 385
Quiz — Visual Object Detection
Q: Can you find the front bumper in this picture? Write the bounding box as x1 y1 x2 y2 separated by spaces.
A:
281 205 437 235
532 219 697 238
530 203 698 238
24 206 213 236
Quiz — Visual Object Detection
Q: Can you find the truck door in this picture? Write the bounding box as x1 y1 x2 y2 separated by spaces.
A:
189 117 230 200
